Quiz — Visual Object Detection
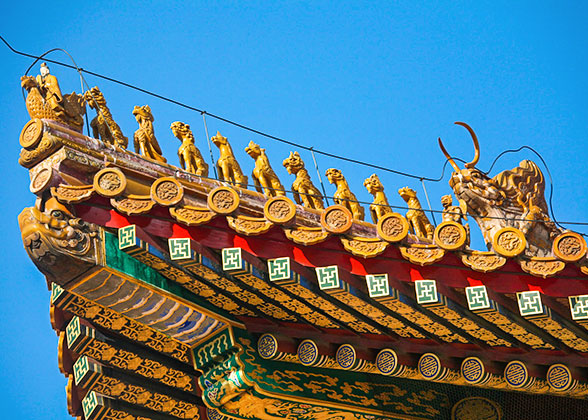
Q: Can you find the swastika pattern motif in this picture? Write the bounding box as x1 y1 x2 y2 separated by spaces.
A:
465 285 490 311
73 355 89 385
415 280 438 305
118 225 136 249
82 391 98 418
366 274 389 298
316 266 340 290
168 238 191 260
517 291 543 316
268 257 290 282
569 295 588 321
222 247 243 271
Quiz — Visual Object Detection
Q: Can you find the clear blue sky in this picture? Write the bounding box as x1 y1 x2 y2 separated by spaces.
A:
1 2 587 418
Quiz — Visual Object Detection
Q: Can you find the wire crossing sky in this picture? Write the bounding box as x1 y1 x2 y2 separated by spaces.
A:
1 2 588 418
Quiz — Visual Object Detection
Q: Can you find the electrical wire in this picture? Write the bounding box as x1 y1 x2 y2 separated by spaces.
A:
3 36 588 233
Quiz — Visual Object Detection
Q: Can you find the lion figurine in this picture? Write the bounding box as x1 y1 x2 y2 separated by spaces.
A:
211 131 248 188
244 141 285 197
398 186 434 240
282 151 324 209
171 121 209 177
325 168 364 220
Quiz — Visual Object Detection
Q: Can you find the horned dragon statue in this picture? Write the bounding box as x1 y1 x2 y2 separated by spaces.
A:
438 122 562 256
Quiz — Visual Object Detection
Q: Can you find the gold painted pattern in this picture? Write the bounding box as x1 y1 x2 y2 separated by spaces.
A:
282 283 378 333
131 251 255 317
378 299 468 343
426 306 512 347
529 317 588 352
54 289 190 363
328 292 424 338
235 272 339 328
91 375 200 419
78 336 194 392
477 311 554 350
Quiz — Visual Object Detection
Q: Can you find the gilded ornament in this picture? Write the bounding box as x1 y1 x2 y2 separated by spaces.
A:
492 227 526 257
434 221 467 251
284 226 329 246
325 168 364 220
439 122 561 257
553 231 587 263
150 177 184 206
227 215 273 236
451 397 502 420
31 167 53 194
93 168 127 197
207 186 240 214
18 130 61 168
211 131 248 187
264 196 296 224
461 251 506 273
376 212 409 242
363 174 392 223
85 86 128 148
169 206 215 226
282 151 324 209
400 244 445 266
20 118 44 148
340 237 388 258
171 121 209 177
546 364 576 392
132 105 166 163
51 185 94 203
398 187 434 241
245 141 285 197
21 64 86 132
520 257 566 278
321 204 353 234
110 196 155 215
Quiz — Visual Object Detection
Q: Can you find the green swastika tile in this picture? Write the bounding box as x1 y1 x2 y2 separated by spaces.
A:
268 257 290 282
66 317 81 347
73 355 90 385
517 291 544 316
315 266 340 290
168 238 191 260
222 247 243 271
366 274 389 298
415 280 438 305
569 295 588 321
118 225 136 250
465 285 490 311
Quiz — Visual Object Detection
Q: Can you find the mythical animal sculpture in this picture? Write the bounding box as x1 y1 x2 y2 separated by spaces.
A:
21 63 85 132
441 194 466 224
132 105 166 163
84 87 128 148
244 141 285 197
282 152 324 210
398 187 434 241
18 197 98 283
438 122 561 255
364 173 393 223
171 121 209 177
325 168 364 220
211 131 248 188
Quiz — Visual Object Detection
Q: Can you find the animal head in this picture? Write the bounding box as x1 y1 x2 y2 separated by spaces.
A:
211 131 228 147
325 168 344 184
441 194 453 209
398 186 417 202
282 151 304 174
363 174 384 195
84 87 105 110
244 141 262 158
132 105 154 122
170 121 194 143
21 75 37 91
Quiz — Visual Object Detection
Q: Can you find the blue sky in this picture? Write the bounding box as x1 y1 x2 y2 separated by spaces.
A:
1 2 587 417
